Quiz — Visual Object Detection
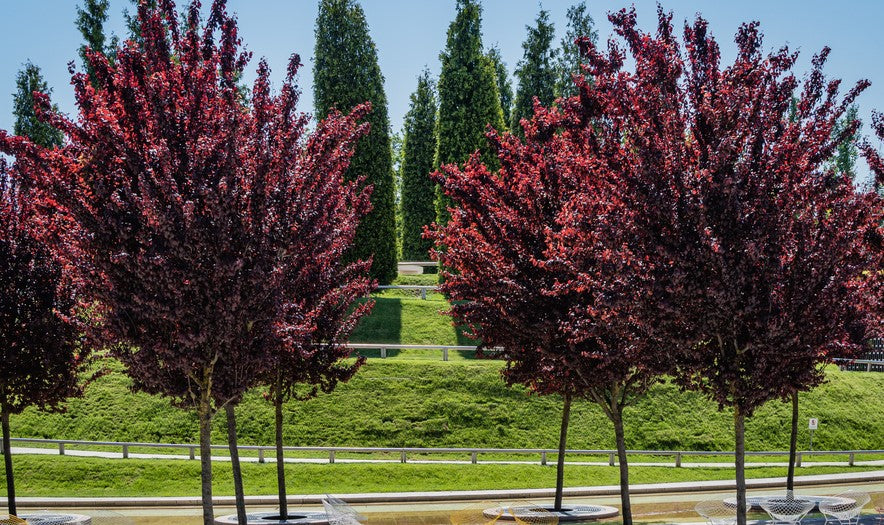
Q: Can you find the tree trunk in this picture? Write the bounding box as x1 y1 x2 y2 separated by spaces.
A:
2 408 16 517
198 393 215 525
554 393 572 511
226 403 247 525
612 410 632 525
275 395 288 519
734 409 747 525
786 391 798 497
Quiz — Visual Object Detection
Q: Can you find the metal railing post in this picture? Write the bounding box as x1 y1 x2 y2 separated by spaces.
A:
443 348 449 361
189 446 196 460
796 452 802 467
329 450 335 464
675 452 682 467
122 444 129 459
541 452 547 465
849 452 855 466
400 451 407 463
59 442 65 455
258 449 265 463
471 451 478 464
609 452 615 466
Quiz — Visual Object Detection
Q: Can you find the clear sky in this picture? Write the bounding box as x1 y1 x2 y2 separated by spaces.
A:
0 1 881 181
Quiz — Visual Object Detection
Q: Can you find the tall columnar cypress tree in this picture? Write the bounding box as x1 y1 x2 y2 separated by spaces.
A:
400 71 438 262
435 0 505 225
511 9 557 136
831 105 861 180
487 45 513 129
314 0 398 284
76 0 117 87
555 1 597 99
13 62 63 149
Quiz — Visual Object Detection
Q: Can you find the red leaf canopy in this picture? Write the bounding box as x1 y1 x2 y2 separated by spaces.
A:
0 0 373 410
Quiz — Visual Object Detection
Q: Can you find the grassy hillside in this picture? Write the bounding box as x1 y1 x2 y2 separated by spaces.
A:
11 360 884 452
349 275 475 349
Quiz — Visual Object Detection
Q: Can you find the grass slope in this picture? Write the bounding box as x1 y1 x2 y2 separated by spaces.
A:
349 275 477 356
10 361 884 452
2 455 878 498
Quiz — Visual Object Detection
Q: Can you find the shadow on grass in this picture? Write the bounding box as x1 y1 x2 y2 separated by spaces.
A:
350 297 402 347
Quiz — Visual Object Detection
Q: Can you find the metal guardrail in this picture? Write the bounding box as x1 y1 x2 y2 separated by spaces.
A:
346 343 484 361
346 344 884 368
832 358 884 372
6 437 882 468
375 285 438 300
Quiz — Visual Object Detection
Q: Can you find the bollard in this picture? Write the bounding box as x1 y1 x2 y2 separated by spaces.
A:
122 444 129 459
541 452 547 466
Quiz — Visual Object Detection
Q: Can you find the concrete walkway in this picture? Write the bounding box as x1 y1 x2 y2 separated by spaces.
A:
10 446 884 468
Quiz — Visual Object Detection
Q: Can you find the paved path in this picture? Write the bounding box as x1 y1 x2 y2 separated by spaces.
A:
10 446 884 468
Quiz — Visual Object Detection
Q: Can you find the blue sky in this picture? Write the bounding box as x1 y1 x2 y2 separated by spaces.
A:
0 1 881 181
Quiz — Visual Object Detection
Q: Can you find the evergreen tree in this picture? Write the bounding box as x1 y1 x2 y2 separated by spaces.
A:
314 0 398 284
400 71 438 262
487 45 513 129
435 0 505 225
391 131 404 257
511 9 557 136
123 0 153 46
76 0 118 87
13 62 63 149
831 105 861 180
555 1 597 99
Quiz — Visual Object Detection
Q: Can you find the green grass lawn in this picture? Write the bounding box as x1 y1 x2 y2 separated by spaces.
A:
2 455 878 498
10 360 884 452
7 271 882 500
349 274 478 357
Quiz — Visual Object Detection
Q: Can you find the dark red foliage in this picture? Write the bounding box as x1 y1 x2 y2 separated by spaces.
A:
429 113 662 401
523 6 884 416
0 2 373 521
859 112 884 321
431 8 881 524
427 14 669 521
564 8 881 523
0 0 371 410
0 170 86 416
576 9 882 414
861 112 884 192
0 166 89 517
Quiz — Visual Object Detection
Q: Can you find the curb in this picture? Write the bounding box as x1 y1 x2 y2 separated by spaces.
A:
5 470 883 508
